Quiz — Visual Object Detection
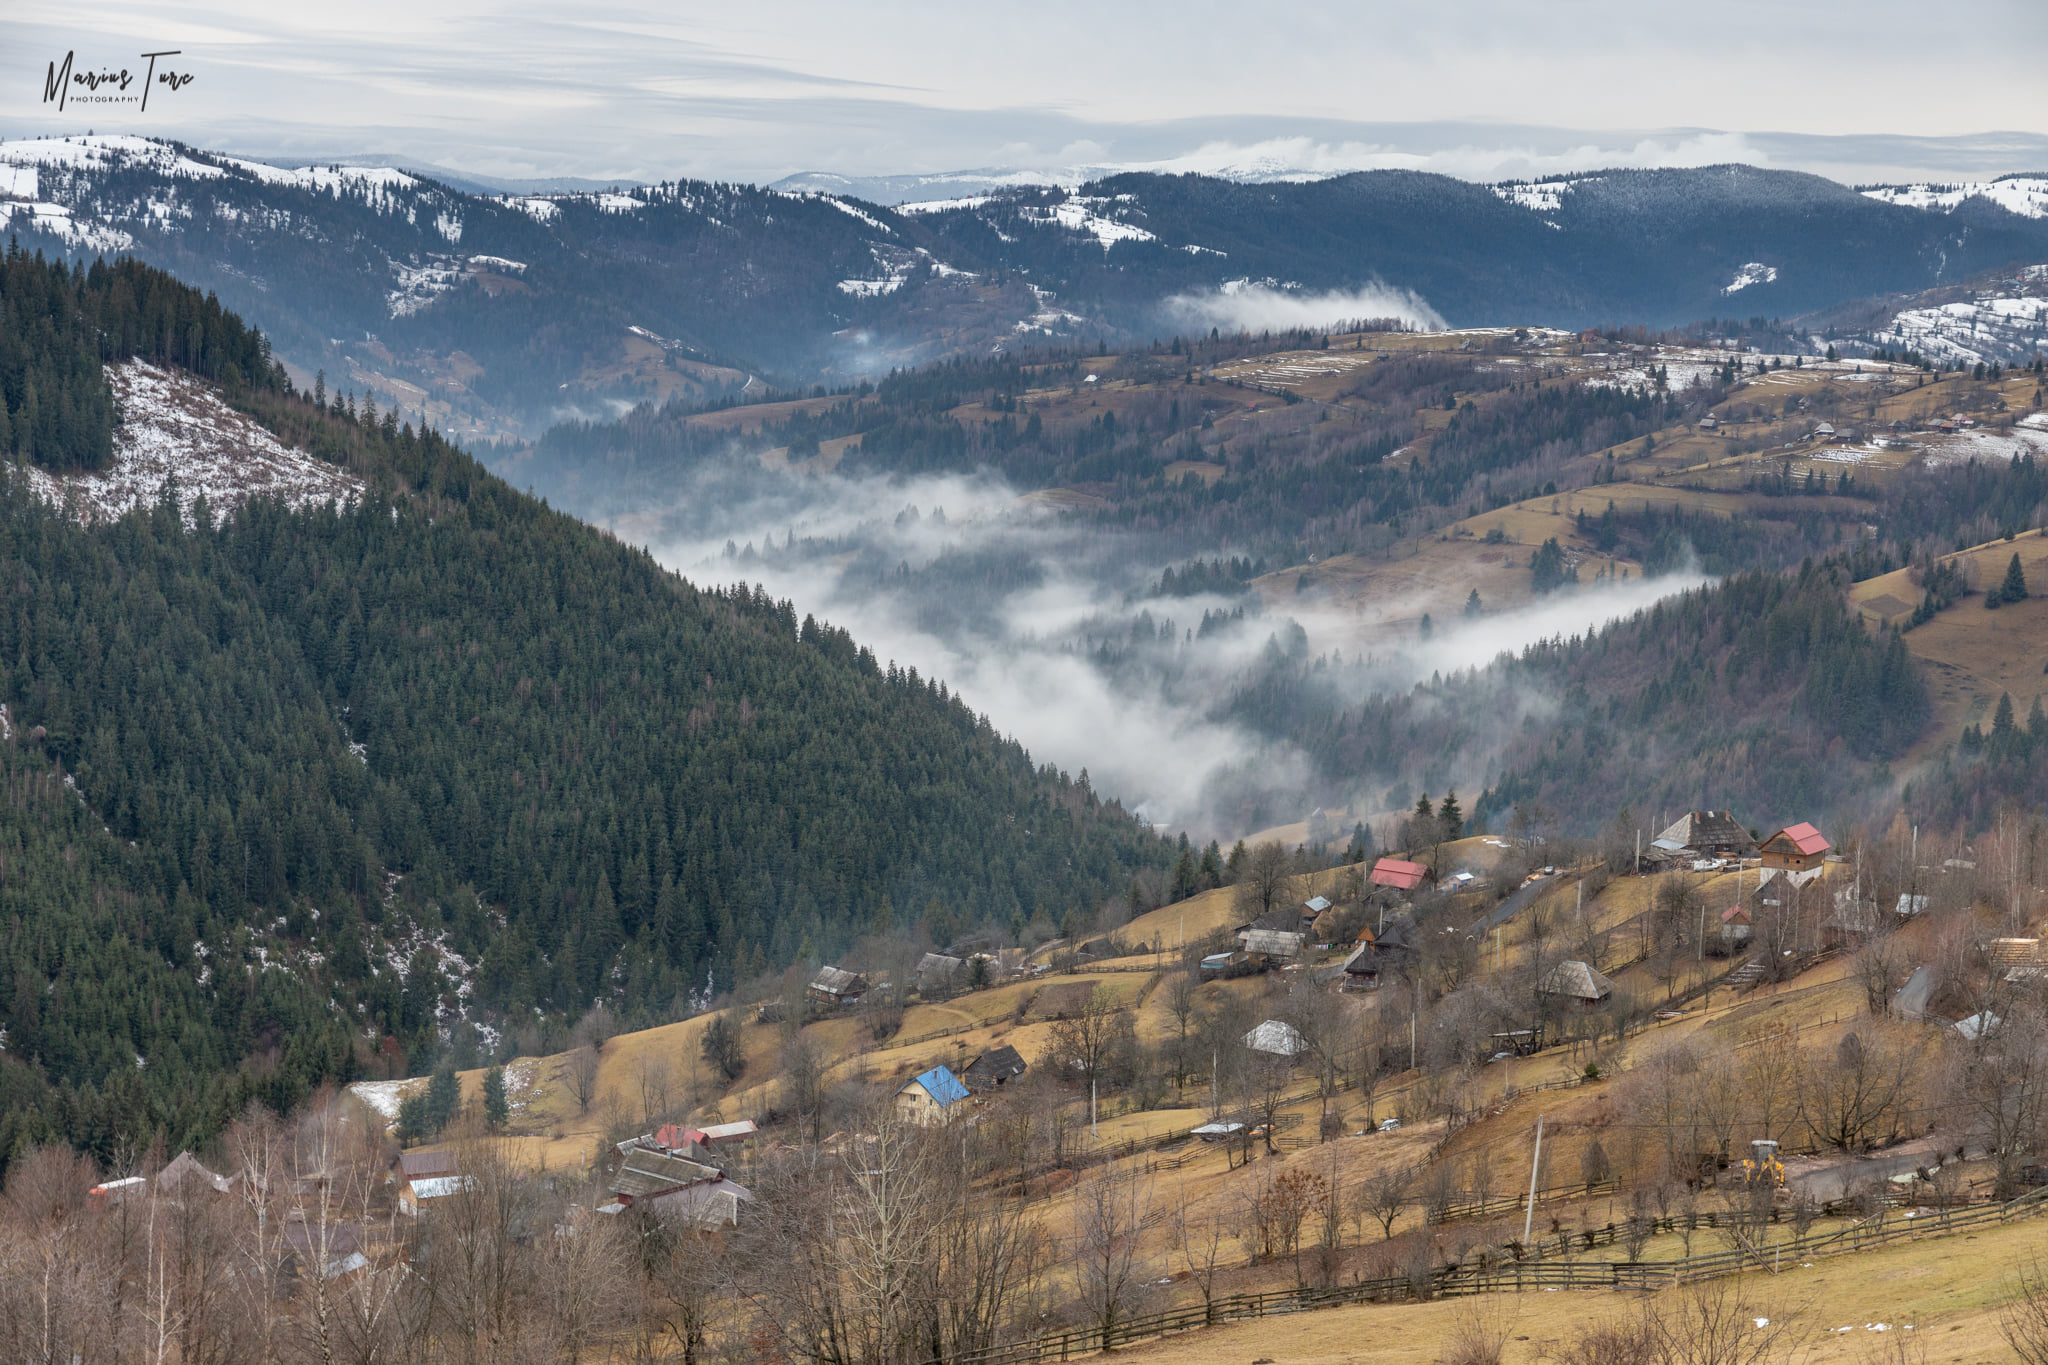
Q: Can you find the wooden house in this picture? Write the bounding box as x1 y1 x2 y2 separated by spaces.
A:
1719 904 1752 945
1655 811 1754 857
1368 857 1430 893
963 1045 1028 1093
807 965 869 1006
1759 823 1830 874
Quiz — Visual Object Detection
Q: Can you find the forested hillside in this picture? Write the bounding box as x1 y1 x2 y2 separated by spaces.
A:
0 253 1168 1162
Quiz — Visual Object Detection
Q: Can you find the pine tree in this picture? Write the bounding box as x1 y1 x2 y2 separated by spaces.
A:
482 1065 509 1131
425 1062 461 1135
1464 588 1483 617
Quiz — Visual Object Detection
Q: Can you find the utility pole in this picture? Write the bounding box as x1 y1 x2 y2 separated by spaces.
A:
1523 1114 1546 1247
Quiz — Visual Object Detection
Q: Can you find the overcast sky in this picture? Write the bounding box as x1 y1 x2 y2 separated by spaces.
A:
8 1 2048 187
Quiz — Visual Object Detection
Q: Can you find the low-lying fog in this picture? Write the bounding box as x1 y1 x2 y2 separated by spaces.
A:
538 453 1706 839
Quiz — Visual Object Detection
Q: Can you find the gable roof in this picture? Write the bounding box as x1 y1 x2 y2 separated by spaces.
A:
964 1045 1028 1082
917 952 964 978
612 1147 723 1200
1537 960 1614 1001
1342 942 1380 974
1720 905 1751 925
902 1065 970 1107
1370 857 1429 890
159 1151 231 1194
1762 823 1830 857
1655 811 1753 850
1241 928 1305 958
810 965 866 996
395 1150 458 1180
1243 1020 1306 1056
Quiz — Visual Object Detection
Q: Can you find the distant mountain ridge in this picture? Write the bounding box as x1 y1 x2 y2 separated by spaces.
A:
4 137 2046 436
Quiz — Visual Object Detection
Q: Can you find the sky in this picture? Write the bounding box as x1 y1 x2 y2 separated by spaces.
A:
7 1 2048 189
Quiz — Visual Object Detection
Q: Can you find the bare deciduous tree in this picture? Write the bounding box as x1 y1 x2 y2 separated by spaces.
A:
1071 1162 1154 1348
563 1045 603 1115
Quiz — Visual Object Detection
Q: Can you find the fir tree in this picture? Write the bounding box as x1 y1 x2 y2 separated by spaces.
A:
482 1065 509 1131
2002 553 2030 604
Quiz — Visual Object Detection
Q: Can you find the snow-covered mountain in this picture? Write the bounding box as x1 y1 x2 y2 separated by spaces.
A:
6 135 2047 435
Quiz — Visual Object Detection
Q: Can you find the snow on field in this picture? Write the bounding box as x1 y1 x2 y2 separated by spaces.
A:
896 195 992 214
1491 181 1573 213
502 195 559 222
348 1077 420 1123
817 195 895 233
23 361 364 526
1723 262 1778 294
1920 423 2048 466
468 254 526 273
389 261 463 316
1863 178 2048 219
1019 196 1157 249
0 134 225 182
0 200 132 252
0 164 36 197
1880 292 2048 367
594 193 643 213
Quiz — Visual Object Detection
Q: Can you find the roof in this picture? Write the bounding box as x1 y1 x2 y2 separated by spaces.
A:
964 1045 1028 1082
1190 1121 1245 1137
1720 905 1751 924
1896 893 1930 916
1241 928 1305 958
1955 1011 2002 1041
409 1175 471 1201
810 965 866 996
917 952 964 977
902 1065 971 1107
159 1151 231 1194
1655 811 1753 851
1537 960 1614 1001
643 1176 756 1228
395 1150 458 1180
1342 942 1379 973
697 1120 757 1143
1303 896 1332 914
1893 964 1936 1017
612 1148 723 1200
1243 1020 1307 1056
1762 823 1830 857
1370 857 1429 890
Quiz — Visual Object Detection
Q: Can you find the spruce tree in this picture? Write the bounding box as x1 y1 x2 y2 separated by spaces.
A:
482 1065 509 1131
1439 791 1465 840
2002 553 2029 604
425 1062 461 1135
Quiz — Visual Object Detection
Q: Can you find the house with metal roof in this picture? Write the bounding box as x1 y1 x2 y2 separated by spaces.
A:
610 1147 725 1206
1369 857 1430 891
1239 927 1306 962
1760 823 1830 874
896 1065 970 1125
1243 1020 1307 1057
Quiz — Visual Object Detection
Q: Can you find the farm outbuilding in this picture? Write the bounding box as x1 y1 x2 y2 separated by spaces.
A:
963 1045 1028 1092
1369 857 1430 892
807 965 869 1005
1655 811 1754 856
1243 1020 1307 1057
1759 823 1830 874
1537 959 1614 1007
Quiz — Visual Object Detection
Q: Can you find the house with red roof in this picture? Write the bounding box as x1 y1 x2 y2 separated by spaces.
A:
1759 824 1829 875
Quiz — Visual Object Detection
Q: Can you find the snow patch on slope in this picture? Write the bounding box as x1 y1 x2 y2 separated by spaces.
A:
1019 196 1156 250
1880 290 2048 367
1862 178 2048 219
0 200 132 252
22 361 364 526
1724 262 1779 294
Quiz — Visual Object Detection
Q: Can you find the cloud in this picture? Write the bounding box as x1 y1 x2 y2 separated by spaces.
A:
1161 282 1447 335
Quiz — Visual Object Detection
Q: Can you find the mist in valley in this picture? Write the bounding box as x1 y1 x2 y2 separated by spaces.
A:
520 446 1712 839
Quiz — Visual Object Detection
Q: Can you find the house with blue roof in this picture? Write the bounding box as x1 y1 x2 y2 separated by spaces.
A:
895 1065 971 1125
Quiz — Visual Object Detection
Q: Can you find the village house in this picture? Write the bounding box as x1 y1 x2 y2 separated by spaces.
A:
1368 857 1431 895
1719 904 1752 945
1237 926 1306 963
807 965 869 1006
387 1148 463 1217
1759 823 1830 874
895 1065 971 1125
1655 811 1754 857
1537 959 1615 1009
962 1045 1028 1093
916 952 964 993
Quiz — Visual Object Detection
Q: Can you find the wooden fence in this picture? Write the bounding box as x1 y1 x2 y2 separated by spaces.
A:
933 1184 2048 1365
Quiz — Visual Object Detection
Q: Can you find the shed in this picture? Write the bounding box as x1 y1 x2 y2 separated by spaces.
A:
1537 960 1614 1006
1240 928 1306 961
1369 857 1430 891
399 1174 473 1215
1303 895 1332 916
1893 964 1935 1020
807 965 869 1005
896 1065 971 1125
1655 811 1754 856
1759 823 1830 874
389 1149 458 1185
1243 1020 1306 1057
1991 938 2043 980
1895 893 1930 917
963 1045 1028 1093
1822 900 1884 945
1191 1121 1245 1142
1719 905 1752 944
1698 414 1719 430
